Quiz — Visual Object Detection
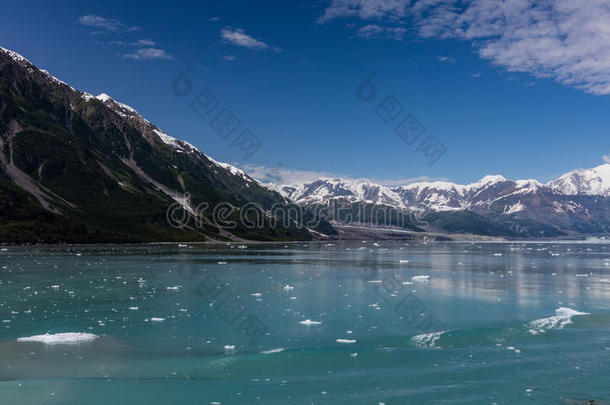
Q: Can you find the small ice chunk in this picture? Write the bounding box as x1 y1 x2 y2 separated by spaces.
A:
300 319 322 325
336 339 357 344
261 347 284 354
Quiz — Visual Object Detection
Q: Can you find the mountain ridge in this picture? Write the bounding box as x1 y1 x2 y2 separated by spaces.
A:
275 163 610 209
272 164 610 237
0 44 319 243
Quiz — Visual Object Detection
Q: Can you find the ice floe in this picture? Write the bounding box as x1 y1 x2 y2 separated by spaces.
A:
17 332 99 345
261 348 284 354
411 331 445 348
528 307 589 334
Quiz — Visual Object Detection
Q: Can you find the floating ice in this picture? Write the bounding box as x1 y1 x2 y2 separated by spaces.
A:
151 317 166 322
300 319 322 325
336 339 357 344
17 332 99 345
411 331 445 348
283 285 294 291
412 275 430 281
528 307 589 333
261 348 284 354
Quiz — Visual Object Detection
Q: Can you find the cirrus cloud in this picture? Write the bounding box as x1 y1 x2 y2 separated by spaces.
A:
221 27 281 52
356 24 406 40
77 15 139 32
122 48 174 60
242 163 445 186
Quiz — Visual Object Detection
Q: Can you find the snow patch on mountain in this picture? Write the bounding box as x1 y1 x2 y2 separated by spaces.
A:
206 156 254 183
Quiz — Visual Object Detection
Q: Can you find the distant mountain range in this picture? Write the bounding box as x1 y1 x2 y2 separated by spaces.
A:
275 165 610 237
1 44 609 242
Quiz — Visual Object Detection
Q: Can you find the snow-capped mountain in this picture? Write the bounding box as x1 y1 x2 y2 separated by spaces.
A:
548 163 610 196
277 164 610 236
278 174 552 211
279 179 406 208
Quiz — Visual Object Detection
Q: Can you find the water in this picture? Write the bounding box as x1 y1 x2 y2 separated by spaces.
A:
0 242 609 404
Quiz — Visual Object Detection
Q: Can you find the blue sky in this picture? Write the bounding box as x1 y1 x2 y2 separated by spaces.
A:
1 0 610 185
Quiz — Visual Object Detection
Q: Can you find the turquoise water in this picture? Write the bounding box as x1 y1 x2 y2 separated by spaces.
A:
0 242 609 404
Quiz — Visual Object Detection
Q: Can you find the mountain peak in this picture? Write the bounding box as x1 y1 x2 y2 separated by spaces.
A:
0 45 31 66
548 162 610 196
95 93 113 103
474 174 507 186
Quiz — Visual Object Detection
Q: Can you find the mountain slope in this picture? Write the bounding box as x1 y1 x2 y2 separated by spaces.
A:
0 45 319 243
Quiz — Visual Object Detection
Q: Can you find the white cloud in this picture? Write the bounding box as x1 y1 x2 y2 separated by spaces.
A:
222 55 238 62
77 15 139 32
318 0 410 23
437 55 455 63
356 24 406 40
603 153 610 164
123 48 174 60
134 39 155 46
221 27 280 51
320 0 610 95
242 164 444 186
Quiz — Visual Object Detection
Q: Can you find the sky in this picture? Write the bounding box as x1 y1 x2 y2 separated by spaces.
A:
1 0 610 185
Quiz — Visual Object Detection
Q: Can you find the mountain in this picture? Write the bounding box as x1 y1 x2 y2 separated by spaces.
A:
548 164 610 196
0 45 326 243
276 165 610 237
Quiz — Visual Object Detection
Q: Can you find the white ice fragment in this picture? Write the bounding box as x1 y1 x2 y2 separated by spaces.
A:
300 319 322 325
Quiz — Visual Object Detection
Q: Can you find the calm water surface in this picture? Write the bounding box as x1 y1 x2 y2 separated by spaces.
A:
0 242 609 404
